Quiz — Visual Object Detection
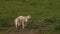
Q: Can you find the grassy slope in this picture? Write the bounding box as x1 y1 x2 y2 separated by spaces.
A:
0 0 60 34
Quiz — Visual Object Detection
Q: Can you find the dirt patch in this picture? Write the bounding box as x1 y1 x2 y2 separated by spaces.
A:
0 22 51 34
0 29 44 34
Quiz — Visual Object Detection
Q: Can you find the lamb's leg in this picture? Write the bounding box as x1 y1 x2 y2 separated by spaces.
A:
22 20 25 29
15 19 18 28
24 21 27 27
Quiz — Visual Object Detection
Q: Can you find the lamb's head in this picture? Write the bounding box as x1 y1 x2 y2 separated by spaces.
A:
26 15 31 19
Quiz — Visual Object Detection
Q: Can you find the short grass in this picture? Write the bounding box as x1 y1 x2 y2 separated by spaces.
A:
0 0 60 34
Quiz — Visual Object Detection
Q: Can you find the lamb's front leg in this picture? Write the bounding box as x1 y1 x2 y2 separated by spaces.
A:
24 21 27 27
22 20 25 29
25 19 28 27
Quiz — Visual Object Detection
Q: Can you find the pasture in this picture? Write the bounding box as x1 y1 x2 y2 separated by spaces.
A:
0 0 60 34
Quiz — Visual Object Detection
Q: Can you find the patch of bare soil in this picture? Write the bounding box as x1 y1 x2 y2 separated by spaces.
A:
0 23 51 34
0 28 46 34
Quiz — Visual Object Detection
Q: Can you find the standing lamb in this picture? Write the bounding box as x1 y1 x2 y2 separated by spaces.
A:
15 15 31 29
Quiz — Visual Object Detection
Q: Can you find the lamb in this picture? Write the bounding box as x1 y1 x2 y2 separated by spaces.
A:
15 15 31 29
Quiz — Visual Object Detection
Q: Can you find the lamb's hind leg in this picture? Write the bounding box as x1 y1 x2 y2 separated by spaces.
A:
15 19 18 28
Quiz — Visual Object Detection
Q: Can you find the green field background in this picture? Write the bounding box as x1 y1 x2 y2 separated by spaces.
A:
0 0 60 34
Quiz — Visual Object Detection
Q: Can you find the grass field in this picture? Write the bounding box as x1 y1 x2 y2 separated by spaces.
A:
0 0 60 34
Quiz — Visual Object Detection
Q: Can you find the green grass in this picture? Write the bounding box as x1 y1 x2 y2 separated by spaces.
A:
0 0 60 34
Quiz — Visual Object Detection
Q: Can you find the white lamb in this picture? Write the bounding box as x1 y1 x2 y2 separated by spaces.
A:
15 15 31 29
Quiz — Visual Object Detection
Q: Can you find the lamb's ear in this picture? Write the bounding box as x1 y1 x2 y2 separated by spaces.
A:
28 15 31 18
28 15 31 16
28 15 31 17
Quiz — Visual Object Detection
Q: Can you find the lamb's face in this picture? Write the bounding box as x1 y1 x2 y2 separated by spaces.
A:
26 15 31 19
